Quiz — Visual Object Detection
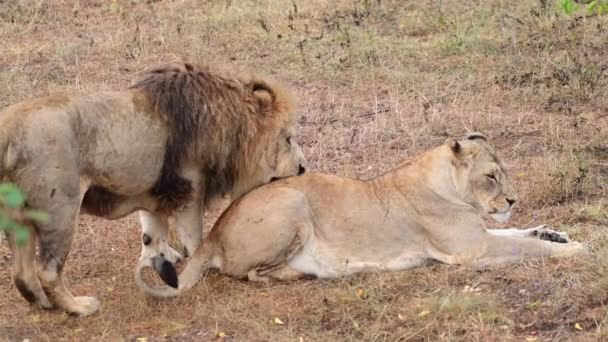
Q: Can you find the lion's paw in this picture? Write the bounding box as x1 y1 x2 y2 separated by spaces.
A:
38 296 54 310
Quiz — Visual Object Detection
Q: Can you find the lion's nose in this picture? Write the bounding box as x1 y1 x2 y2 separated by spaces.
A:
298 164 306 175
507 198 516 206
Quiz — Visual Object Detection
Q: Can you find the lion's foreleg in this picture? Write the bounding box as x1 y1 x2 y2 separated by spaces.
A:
139 210 183 264
174 198 203 258
136 210 183 288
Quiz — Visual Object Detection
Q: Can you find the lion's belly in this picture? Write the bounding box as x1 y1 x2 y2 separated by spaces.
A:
287 237 428 278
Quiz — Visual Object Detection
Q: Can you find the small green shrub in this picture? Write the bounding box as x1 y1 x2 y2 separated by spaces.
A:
558 0 608 15
0 182 48 245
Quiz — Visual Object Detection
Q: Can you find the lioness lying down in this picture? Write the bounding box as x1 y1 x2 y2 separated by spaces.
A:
143 133 586 298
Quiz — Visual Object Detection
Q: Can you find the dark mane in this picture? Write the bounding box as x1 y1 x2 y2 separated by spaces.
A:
130 62 256 211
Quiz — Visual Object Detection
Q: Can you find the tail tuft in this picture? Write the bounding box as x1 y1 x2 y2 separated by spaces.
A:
136 239 214 298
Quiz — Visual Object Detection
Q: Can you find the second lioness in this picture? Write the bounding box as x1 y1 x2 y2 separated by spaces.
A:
143 133 586 297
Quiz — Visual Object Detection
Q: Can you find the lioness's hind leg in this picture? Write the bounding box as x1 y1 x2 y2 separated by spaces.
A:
265 265 305 281
216 187 311 280
248 265 304 283
6 227 52 309
247 269 270 284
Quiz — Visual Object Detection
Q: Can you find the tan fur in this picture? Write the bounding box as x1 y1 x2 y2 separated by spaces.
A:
142 133 587 298
1 62 307 316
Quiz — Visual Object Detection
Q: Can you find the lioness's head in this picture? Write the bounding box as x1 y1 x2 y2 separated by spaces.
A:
446 133 517 223
234 80 307 197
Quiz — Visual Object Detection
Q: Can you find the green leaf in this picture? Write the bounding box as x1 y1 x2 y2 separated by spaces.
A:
0 215 10 230
587 1 598 14
14 224 29 245
560 0 579 14
599 1 608 14
0 183 25 208
24 209 50 223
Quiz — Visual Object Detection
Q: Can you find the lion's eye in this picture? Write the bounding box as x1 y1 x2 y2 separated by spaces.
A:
286 136 292 145
486 174 497 181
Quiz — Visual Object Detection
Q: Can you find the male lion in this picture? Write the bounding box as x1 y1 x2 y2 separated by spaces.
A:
1 62 307 316
141 133 586 298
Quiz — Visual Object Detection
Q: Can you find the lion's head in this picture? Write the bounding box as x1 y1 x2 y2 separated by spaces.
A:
231 79 307 198
131 63 307 206
446 133 517 223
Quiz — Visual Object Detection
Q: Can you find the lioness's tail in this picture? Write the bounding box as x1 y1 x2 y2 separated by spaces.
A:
136 239 214 298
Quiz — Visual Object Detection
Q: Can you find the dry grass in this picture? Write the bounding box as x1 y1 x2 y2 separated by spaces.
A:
1 0 607 340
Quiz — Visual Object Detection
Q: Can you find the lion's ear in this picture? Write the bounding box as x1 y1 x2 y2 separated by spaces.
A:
445 138 461 155
250 80 276 117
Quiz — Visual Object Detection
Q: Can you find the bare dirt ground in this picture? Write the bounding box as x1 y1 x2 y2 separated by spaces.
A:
0 0 607 341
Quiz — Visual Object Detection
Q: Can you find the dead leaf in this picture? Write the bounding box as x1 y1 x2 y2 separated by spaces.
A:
418 310 431 317
356 288 368 299
527 300 542 310
525 337 537 342
166 321 187 332
217 332 227 338
575 323 583 331
273 317 284 325
398 313 407 321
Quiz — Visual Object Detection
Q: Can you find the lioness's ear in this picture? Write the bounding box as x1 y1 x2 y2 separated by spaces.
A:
445 138 461 155
250 80 276 117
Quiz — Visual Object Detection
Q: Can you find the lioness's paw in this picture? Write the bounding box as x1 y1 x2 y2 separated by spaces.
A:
562 241 589 257
538 230 569 243
531 226 570 243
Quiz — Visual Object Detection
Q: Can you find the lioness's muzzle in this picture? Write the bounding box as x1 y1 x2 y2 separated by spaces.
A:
151 256 179 289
